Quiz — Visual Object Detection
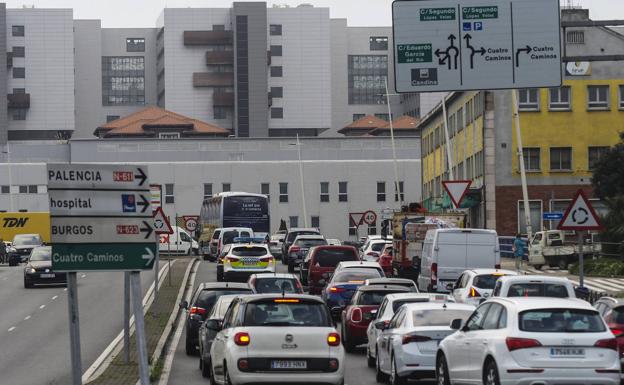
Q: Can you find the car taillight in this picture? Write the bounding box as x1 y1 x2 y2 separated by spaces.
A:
469 287 481 297
431 263 438 286
289 246 301 253
329 286 345 293
610 327 624 337
190 306 207 316
225 256 239 263
259 256 273 262
506 337 542 351
402 334 431 344
295 280 303 292
234 332 250 346
595 338 618 351
351 307 362 323
327 332 340 346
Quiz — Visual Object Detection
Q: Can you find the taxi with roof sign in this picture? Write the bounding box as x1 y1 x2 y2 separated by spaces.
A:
222 237 275 282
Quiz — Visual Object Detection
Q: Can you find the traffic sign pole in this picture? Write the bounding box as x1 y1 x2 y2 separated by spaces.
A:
123 271 130 363
67 272 82 385
131 271 150 385
578 231 585 288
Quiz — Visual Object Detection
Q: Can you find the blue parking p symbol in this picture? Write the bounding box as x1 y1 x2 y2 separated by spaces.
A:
474 22 483 31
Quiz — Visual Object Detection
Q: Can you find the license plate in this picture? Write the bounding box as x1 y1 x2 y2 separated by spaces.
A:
550 347 585 357
202 247 210 253
242 259 258 266
271 360 307 369
40 273 56 278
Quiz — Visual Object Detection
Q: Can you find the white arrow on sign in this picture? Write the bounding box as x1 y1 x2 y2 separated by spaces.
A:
142 247 155 267
48 163 149 189
558 189 603 231
442 180 472 207
49 190 151 216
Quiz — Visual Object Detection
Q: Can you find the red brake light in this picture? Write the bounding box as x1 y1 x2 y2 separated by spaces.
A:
402 334 431 345
469 287 481 298
506 337 542 351
595 338 618 351
259 256 273 262
329 286 345 293
351 307 362 323
234 332 250 346
289 246 300 253
610 327 624 337
327 332 340 346
190 306 207 316
495 264 501 269
431 263 438 285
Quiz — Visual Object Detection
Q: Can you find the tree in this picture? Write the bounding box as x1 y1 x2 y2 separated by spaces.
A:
279 219 287 231
592 132 624 199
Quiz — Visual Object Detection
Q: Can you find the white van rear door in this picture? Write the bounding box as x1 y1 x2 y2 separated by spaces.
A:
466 232 498 269
436 232 468 285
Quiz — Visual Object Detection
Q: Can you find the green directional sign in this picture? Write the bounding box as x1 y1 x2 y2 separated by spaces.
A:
420 7 456 21
397 44 433 63
52 243 157 271
462 6 498 20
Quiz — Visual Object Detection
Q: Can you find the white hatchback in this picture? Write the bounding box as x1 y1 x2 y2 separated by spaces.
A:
436 297 620 385
209 294 345 385
451 269 517 306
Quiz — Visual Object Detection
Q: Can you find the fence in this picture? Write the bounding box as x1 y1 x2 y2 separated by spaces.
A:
499 236 528 260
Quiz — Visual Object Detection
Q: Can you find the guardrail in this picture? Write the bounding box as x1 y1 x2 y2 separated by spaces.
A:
499 236 528 260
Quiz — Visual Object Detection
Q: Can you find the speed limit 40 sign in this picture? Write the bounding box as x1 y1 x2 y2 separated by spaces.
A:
182 216 199 233
363 210 377 225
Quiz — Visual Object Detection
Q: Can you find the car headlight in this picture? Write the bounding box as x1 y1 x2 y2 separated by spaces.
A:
9 247 17 253
25 267 36 274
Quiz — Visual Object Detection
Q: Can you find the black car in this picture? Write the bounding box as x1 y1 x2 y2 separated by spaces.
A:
23 246 67 288
280 228 321 265
9 234 43 266
179 282 253 355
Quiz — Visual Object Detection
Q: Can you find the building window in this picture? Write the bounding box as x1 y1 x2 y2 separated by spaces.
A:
19 185 27 194
311 216 320 229
13 67 25 79
320 182 329 202
12 25 24 37
550 147 572 171
289 216 298 228
566 30 584 44
204 183 212 199
548 86 571 110
523 148 541 171
353 113 365 121
619 85 624 109
158 132 180 139
394 181 404 202
222 183 231 192
349 217 357 236
13 88 25 94
101 56 145 105
106 115 120 123
213 25 225 31
214 106 227 119
0 185 9 194
270 107 283 119
165 184 174 204
348 55 388 105
279 182 288 203
270 87 283 98
377 182 386 202
269 24 282 36
126 38 145 52
12 109 27 120
374 113 390 121
587 85 610 110
12 46 24 58
270 66 283 77
518 89 539 111
261 183 270 201
338 182 348 202
270 45 282 56
368 221 377 235
588 146 609 170
369 36 388 51
28 185 37 194
518 200 543 235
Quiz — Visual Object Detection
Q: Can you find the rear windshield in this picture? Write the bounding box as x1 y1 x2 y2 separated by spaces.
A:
195 288 252 310
371 242 389 252
254 278 301 294
507 283 569 298
211 230 221 240
222 231 238 244
211 298 236 319
369 282 415 290
473 274 507 289
358 291 403 306
519 309 606 333
244 300 332 327
412 309 473 327
313 249 358 267
333 269 382 283
13 234 42 246
287 231 319 242
231 246 268 257
296 239 327 247
393 299 428 312
29 247 51 261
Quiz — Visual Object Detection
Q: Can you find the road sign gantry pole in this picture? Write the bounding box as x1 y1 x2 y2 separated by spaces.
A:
512 89 533 242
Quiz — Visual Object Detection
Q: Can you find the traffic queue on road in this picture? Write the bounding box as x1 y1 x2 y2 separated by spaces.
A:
177 225 624 385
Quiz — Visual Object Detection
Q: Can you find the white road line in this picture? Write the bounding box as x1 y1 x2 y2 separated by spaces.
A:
603 278 624 286
8 327 15 332
586 279 624 291
51 295 58 300
24 315 31 321
39 305 45 309
524 268 542 274
568 279 605 292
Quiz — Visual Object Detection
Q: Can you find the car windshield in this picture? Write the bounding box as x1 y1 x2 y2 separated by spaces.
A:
254 278 300 294
412 309 473 327
287 231 318 242
231 246 267 257
358 291 403 305
313 249 357 267
296 238 327 247
507 283 569 298
211 230 221 240
371 242 388 252
29 247 51 261
222 231 238 244
195 288 252 311
473 274 507 289
13 235 41 246
333 269 382 283
519 309 606 333
244 300 332 327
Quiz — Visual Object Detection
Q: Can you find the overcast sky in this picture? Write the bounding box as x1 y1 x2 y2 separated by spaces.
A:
4 0 622 28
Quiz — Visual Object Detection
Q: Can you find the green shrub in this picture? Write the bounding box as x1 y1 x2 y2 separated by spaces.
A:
569 258 624 277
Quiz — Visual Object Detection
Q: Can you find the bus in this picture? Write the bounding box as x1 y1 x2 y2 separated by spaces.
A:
198 192 270 247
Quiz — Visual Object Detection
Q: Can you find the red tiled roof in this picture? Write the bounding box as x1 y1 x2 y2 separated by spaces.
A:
338 115 387 134
378 115 420 130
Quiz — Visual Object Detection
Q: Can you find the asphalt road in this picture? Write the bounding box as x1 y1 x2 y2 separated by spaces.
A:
166 260 436 385
0 262 158 385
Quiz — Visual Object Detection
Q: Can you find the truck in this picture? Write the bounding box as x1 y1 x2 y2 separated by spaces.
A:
527 229 600 270
390 211 467 280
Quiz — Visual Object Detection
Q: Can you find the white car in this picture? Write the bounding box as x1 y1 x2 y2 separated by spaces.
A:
452 269 517 305
333 260 385 277
436 297 620 385
209 294 345 385
366 293 455 367
222 242 275 281
268 233 285 258
491 275 577 298
361 239 392 261
326 238 342 246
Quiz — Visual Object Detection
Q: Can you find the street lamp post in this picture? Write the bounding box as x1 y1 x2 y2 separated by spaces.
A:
2 143 13 211
290 135 308 227
383 78 404 208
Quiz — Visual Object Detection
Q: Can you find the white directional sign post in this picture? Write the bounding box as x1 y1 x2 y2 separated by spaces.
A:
392 0 561 92
442 180 472 208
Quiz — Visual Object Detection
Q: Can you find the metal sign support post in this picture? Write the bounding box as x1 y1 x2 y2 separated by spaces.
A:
67 272 82 385
512 89 533 242
578 231 585 288
154 232 159 316
131 271 150 385
384 78 403 208
123 271 130 363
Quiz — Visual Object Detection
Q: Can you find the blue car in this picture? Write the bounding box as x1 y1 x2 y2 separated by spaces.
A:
322 268 384 318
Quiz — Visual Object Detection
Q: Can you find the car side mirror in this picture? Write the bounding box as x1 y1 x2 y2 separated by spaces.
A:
205 319 222 331
179 300 189 310
446 282 455 291
450 318 463 330
330 306 342 318
374 321 388 330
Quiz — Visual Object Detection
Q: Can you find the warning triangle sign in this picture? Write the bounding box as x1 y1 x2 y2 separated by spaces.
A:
153 207 174 235
442 180 472 207
558 189 603 231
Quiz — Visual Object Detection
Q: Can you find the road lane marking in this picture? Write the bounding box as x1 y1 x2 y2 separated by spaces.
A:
39 305 46 309
24 315 31 321
8 327 15 332
52 295 58 300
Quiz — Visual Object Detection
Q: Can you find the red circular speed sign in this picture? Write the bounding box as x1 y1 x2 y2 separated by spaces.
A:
363 210 377 225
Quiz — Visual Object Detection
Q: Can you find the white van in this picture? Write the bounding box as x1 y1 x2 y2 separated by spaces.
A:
417 228 500 293
159 226 199 255
216 227 254 255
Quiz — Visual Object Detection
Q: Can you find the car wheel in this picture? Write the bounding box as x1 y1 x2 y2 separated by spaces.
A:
287 261 295 273
224 364 233 385
483 359 500 385
367 346 375 368
208 362 217 385
436 354 450 385
185 331 197 355
376 352 387 383
390 353 407 385
24 278 33 288
201 356 211 378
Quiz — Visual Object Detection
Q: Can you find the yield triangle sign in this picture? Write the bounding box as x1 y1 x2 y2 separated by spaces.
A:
558 189 603 231
442 180 472 207
153 207 173 235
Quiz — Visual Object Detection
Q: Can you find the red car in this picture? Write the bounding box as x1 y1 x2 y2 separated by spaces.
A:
340 285 411 352
300 245 360 295
377 244 394 277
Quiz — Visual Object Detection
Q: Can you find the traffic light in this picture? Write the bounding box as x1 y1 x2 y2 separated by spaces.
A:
381 220 389 238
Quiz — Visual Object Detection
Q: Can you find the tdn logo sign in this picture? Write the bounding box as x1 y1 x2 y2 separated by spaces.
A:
2 217 29 228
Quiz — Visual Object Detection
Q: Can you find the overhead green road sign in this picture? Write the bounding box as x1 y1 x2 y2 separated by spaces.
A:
397 44 433 63
52 243 157 271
